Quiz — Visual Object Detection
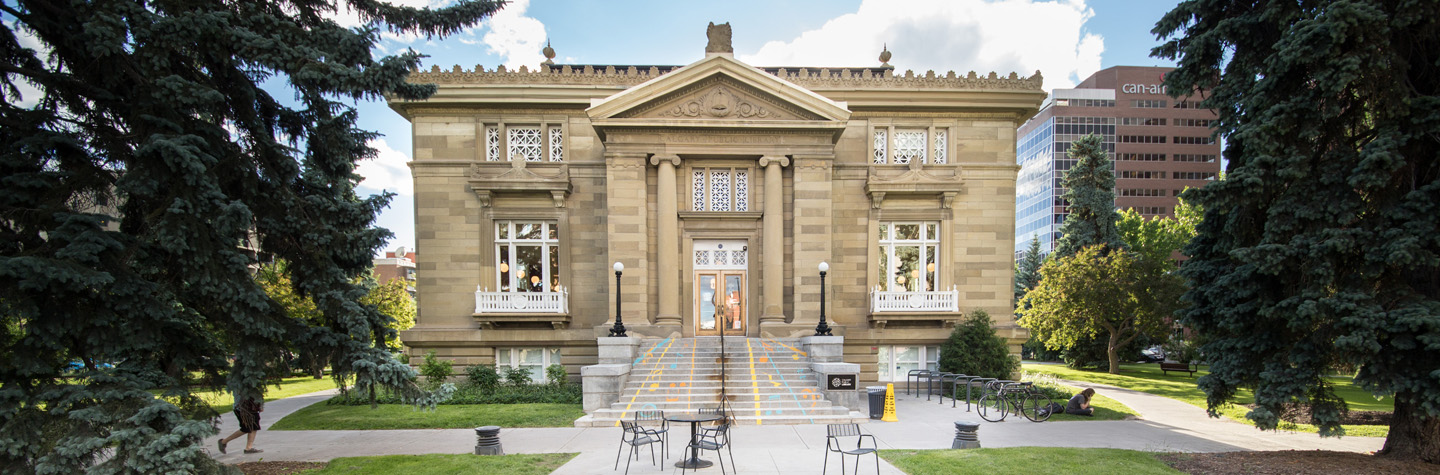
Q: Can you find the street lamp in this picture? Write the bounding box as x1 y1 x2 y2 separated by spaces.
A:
610 261 627 337
815 261 832 336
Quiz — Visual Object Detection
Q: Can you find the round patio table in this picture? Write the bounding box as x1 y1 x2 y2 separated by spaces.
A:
665 413 725 469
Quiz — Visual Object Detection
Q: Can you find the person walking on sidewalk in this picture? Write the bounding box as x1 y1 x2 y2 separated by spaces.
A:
218 396 264 454
1066 388 1095 416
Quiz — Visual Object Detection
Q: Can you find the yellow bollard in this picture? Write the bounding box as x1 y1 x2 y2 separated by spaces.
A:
881 383 898 422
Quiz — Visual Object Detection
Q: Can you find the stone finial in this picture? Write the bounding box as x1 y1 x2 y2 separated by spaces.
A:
705 22 733 54
879 44 893 68
542 41 555 65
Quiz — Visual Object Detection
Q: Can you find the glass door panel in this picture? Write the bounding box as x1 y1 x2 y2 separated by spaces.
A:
723 274 744 333
695 271 744 336
697 274 718 334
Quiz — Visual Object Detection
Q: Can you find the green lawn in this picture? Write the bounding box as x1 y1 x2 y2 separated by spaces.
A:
298 453 575 475
160 375 342 415
880 447 1180 475
1040 386 1137 422
271 402 584 430
1022 363 1391 437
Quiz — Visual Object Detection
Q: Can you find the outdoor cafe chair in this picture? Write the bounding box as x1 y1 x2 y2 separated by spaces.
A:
681 422 734 475
615 420 663 474
824 423 879 475
634 409 670 457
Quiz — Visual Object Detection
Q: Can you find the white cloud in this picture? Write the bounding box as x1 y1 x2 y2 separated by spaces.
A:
356 138 413 196
471 0 547 70
327 0 547 70
739 0 1103 89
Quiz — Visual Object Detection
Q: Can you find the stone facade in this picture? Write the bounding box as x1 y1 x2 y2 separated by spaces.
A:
391 48 1044 385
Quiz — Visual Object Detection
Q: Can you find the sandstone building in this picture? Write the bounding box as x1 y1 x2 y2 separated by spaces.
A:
389 30 1043 419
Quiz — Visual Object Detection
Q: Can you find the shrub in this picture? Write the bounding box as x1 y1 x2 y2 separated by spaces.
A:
466 364 501 390
938 310 1020 379
327 382 581 405
419 351 453 387
545 364 567 386
502 366 532 387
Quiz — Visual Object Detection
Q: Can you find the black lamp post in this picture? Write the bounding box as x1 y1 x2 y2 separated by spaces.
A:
609 261 627 337
815 261 832 336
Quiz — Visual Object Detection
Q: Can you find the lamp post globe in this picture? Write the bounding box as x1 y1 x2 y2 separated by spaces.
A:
610 261 627 337
815 261 833 336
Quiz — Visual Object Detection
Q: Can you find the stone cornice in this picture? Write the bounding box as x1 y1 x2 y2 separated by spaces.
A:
407 64 1043 91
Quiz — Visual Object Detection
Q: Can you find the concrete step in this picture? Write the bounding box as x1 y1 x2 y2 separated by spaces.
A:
610 395 832 406
576 411 867 427
622 380 823 388
593 405 850 418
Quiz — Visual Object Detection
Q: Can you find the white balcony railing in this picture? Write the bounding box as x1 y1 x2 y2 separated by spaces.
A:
869 286 960 313
475 286 569 314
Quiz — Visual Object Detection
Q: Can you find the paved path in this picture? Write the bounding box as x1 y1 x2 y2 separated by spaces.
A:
210 380 1384 474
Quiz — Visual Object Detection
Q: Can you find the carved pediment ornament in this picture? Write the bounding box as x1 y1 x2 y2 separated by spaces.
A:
469 159 572 208
865 164 965 209
659 85 776 119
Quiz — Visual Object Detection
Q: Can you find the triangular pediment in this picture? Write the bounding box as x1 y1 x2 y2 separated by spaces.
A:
618 76 821 121
587 54 851 123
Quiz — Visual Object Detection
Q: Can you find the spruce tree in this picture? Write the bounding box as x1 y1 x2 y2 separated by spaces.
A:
0 1 501 472
1156 0 1440 462
1053 134 1126 257
1013 236 1044 303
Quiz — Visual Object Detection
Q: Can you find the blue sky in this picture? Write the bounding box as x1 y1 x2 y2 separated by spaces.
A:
335 0 1185 256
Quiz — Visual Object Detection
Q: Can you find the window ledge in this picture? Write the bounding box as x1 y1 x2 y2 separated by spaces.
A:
473 313 571 330
678 211 764 220
867 312 963 331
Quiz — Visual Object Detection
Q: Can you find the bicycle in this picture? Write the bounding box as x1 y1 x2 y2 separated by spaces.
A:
976 381 1054 422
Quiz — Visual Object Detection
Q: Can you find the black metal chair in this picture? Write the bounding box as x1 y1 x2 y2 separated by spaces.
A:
633 409 670 457
824 423 879 475
700 405 730 427
682 422 735 475
615 420 663 474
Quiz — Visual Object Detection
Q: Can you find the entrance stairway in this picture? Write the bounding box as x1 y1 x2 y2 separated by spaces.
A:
577 337 866 427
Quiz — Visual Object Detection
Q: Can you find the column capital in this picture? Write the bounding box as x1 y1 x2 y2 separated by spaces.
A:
758 155 790 168
649 154 682 167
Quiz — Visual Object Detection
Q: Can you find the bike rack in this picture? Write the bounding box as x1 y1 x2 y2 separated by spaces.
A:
928 372 954 401
964 377 996 411
906 369 933 398
950 375 981 408
937 373 964 405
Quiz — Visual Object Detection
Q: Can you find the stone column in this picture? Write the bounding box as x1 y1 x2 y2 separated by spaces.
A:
759 155 790 324
651 154 682 326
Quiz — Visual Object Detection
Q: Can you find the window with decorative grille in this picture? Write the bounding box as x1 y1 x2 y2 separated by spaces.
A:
690 167 751 212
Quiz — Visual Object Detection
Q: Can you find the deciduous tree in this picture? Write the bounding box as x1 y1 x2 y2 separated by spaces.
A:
1017 246 1185 373
1116 196 1202 267
0 1 500 472
1155 0 1440 462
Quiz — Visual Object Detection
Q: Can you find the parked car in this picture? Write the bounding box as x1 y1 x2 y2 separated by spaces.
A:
1138 346 1166 363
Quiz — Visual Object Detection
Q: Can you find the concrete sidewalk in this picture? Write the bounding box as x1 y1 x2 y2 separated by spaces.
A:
209 380 1384 474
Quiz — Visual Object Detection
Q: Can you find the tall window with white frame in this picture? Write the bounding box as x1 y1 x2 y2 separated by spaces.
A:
877 222 940 292
495 221 561 293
